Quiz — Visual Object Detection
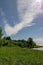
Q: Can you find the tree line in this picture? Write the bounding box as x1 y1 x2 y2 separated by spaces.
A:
0 27 36 48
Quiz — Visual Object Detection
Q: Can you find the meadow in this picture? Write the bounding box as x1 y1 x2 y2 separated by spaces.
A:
0 46 43 65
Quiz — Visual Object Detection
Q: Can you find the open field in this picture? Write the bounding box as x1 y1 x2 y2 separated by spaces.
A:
0 46 43 65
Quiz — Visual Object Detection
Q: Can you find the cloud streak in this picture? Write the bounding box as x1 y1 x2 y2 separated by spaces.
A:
5 0 39 36
34 38 43 46
40 27 43 30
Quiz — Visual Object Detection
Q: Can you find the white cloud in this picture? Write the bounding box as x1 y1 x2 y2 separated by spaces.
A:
34 38 43 46
17 0 37 19
4 0 39 36
40 28 43 30
0 8 7 24
0 8 5 17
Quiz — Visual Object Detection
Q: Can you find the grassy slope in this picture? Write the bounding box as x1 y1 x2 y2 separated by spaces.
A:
0 46 43 65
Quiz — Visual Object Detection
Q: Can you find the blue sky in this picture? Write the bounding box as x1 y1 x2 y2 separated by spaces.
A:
0 0 43 45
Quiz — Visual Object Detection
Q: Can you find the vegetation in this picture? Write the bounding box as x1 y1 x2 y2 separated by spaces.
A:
0 27 43 65
0 27 36 48
0 27 3 38
0 47 43 65
0 38 36 48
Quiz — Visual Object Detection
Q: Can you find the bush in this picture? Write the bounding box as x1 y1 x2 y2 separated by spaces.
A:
27 38 36 48
0 39 2 47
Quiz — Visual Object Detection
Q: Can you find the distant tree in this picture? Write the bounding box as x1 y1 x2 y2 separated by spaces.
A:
27 38 36 48
4 36 11 40
2 36 11 46
21 39 25 42
0 27 3 47
0 27 3 38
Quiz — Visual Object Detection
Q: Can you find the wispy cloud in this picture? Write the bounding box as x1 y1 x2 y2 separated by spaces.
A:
4 0 39 36
40 27 43 30
0 8 7 24
0 8 5 17
34 38 43 46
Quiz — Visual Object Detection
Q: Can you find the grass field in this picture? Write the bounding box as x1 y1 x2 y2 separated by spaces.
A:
0 46 43 65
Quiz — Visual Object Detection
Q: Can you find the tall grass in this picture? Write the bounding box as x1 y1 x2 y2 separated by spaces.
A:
0 46 43 65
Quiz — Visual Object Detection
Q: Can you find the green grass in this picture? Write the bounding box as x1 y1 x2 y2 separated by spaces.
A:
0 46 43 65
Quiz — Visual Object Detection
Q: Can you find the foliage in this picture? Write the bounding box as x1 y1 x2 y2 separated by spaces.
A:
4 36 11 40
13 38 36 48
0 27 36 48
27 38 36 48
0 38 36 48
0 47 43 65
0 27 3 38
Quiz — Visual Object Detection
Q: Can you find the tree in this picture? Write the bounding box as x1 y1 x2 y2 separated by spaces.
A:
27 38 36 48
0 27 3 38
0 27 3 47
4 36 11 40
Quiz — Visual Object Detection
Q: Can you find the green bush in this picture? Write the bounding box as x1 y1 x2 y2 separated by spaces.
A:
27 38 36 48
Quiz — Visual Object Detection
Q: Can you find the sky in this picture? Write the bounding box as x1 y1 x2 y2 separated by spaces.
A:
0 0 43 45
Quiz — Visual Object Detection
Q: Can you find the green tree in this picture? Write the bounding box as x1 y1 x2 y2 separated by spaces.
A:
4 36 11 40
0 27 3 38
27 38 36 48
0 27 3 47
